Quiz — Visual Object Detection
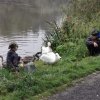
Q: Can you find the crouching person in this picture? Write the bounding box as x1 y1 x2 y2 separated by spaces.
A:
86 30 100 56
6 42 20 72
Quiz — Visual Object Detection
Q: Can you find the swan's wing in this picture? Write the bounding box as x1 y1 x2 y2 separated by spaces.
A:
42 46 52 54
40 53 56 63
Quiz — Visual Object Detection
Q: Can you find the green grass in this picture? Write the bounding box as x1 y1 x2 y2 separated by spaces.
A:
1 56 100 100
0 0 100 99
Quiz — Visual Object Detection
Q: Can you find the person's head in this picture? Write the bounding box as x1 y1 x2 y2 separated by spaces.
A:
91 29 99 40
8 42 18 51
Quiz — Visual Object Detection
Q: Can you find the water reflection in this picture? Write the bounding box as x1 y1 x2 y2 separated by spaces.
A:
0 29 45 60
0 0 68 59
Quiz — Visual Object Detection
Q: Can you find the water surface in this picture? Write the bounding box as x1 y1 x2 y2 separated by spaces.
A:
0 0 68 60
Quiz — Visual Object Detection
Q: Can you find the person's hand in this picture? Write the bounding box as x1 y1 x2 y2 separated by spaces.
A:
94 42 98 47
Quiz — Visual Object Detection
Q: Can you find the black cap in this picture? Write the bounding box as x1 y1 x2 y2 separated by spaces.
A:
91 29 99 36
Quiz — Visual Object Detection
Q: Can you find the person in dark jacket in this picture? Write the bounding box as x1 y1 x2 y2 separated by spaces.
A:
6 42 20 72
86 30 100 56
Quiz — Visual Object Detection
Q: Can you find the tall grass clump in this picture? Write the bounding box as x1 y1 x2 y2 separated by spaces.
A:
45 17 88 59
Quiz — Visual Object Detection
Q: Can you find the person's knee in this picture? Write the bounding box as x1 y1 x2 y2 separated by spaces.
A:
86 44 94 50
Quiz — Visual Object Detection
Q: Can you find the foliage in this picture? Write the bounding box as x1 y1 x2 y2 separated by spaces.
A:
70 0 100 21
44 0 100 59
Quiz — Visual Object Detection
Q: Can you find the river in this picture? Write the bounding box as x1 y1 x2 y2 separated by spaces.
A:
0 0 68 60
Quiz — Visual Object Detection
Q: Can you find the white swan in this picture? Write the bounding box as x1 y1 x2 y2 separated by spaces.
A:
40 42 61 64
41 42 52 54
0 56 3 69
40 52 61 64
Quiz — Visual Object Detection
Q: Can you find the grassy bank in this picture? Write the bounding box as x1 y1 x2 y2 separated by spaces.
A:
1 56 100 100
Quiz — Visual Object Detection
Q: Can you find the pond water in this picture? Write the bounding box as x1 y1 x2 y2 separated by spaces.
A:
0 0 68 60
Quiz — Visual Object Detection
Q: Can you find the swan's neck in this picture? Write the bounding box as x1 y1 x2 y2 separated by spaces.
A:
0 56 3 66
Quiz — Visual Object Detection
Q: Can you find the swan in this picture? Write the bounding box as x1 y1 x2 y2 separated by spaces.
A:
40 52 61 64
41 42 52 54
19 51 42 68
0 56 3 69
40 42 61 64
